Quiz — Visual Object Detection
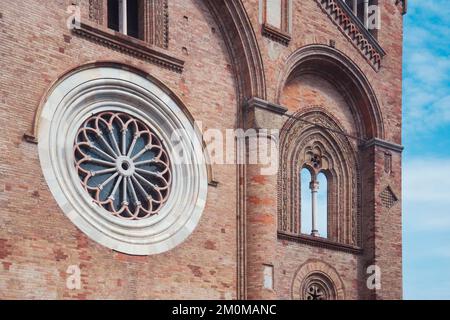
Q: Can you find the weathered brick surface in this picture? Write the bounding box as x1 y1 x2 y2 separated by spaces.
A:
0 0 237 300
0 0 403 299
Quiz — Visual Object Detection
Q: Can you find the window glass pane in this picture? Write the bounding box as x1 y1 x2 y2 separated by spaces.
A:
108 0 120 32
317 172 328 238
301 168 312 235
266 0 282 29
127 0 140 39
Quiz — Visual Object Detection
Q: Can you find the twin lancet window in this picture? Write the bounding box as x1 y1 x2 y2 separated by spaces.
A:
278 110 360 247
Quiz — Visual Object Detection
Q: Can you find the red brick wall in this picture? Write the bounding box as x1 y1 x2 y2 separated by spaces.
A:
0 0 238 299
242 0 403 300
0 0 403 299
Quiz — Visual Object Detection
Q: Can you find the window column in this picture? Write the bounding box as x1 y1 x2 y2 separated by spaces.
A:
310 179 320 237
352 0 358 15
118 0 128 35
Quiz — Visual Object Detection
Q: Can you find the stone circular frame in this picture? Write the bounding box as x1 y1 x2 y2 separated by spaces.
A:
301 273 337 300
291 260 345 300
38 66 208 255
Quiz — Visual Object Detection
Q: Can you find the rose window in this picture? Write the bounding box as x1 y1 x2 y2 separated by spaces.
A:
305 283 326 300
39 66 207 255
301 273 336 300
74 111 172 220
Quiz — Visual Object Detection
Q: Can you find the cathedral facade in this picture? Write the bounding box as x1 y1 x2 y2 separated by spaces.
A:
0 0 405 299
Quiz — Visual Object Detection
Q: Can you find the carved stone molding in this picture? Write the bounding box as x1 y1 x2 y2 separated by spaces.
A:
72 23 184 73
37 66 208 255
315 0 386 70
278 232 362 254
88 0 104 25
148 0 169 49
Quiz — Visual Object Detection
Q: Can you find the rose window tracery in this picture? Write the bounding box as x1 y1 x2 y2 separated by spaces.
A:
302 274 336 300
305 283 326 300
74 111 172 220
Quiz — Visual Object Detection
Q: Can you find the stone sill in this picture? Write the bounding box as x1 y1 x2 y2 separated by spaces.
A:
277 232 363 255
262 23 291 46
72 22 184 73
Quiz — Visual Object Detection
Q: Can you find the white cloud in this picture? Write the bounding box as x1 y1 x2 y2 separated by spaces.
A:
404 158 450 202
402 1 450 300
403 158 450 231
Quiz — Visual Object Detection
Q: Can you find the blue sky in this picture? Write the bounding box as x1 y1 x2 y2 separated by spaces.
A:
403 0 450 299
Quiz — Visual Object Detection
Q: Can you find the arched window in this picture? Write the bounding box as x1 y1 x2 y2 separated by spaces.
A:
278 109 361 246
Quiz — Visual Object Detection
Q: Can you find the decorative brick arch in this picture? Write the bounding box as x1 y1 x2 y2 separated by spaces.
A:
276 44 384 140
292 259 346 300
278 107 361 246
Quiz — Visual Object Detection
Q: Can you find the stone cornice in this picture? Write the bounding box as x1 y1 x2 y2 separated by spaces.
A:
247 97 288 115
72 23 184 73
315 0 386 71
278 232 363 255
262 23 291 46
362 138 404 153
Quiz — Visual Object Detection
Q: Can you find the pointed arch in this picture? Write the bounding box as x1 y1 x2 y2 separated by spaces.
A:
276 44 384 140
